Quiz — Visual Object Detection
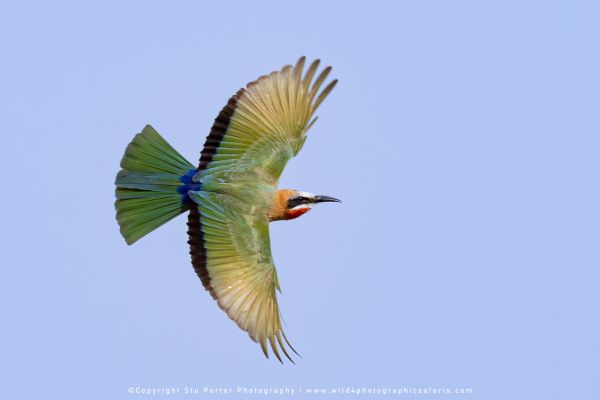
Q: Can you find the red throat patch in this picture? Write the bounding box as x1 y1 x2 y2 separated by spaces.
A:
286 206 311 220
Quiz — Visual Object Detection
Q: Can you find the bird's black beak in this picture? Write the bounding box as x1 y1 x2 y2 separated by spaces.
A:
312 195 341 203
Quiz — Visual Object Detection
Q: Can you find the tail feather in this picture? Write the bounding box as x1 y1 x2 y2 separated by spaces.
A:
115 125 195 245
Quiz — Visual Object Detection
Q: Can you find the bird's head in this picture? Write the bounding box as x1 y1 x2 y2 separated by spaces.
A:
269 189 341 221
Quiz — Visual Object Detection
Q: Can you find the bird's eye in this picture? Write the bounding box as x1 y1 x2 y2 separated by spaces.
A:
287 196 309 209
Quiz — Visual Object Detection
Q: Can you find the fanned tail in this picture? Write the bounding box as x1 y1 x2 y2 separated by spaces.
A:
115 125 195 244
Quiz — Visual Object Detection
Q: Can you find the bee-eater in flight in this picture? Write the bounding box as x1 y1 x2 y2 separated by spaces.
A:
114 57 339 363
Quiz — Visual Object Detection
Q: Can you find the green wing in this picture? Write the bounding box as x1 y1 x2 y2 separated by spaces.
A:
195 56 337 186
188 57 337 362
190 190 296 361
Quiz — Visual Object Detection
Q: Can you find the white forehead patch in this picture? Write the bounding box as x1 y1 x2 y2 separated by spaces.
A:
296 190 314 197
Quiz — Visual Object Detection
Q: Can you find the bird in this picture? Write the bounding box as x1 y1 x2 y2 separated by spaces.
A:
114 57 339 363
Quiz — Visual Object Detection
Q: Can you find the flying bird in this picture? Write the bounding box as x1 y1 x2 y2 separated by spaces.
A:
114 57 338 363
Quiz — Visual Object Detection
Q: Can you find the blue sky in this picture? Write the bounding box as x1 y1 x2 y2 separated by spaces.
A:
1 1 599 399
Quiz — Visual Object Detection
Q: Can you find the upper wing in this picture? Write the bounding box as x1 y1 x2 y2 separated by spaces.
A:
194 56 337 186
189 190 296 362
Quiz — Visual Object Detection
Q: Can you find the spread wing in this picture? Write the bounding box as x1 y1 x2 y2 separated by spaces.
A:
187 57 337 362
189 190 295 362
194 56 337 185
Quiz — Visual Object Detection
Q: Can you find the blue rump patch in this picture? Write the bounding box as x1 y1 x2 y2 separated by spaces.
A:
177 169 202 204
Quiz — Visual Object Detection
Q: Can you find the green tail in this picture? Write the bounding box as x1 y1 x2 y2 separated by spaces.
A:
115 125 195 245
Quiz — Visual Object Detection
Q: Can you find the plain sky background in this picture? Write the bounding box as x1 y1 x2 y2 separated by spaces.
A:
1 1 599 399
